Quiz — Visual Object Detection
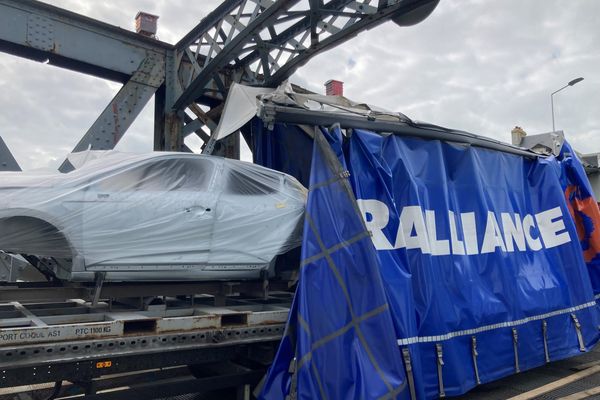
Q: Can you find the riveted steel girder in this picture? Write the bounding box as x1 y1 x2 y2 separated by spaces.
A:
0 0 170 82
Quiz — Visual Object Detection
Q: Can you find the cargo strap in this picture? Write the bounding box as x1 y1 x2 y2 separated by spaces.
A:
436 343 445 398
401 348 417 400
571 313 586 352
542 320 550 363
512 328 520 373
308 170 350 191
471 336 481 385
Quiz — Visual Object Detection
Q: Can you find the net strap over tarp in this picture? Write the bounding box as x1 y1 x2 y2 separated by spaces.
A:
258 126 409 400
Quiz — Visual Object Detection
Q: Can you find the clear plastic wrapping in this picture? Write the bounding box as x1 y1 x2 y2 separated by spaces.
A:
0 151 307 281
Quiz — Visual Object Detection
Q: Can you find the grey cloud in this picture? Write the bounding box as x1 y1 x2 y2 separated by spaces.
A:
293 0 600 147
1 0 599 170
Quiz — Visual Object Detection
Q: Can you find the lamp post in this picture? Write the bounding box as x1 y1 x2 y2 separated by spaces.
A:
551 77 584 132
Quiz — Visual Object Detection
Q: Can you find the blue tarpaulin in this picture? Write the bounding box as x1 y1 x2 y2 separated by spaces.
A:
257 122 600 399
259 127 408 399
250 119 313 188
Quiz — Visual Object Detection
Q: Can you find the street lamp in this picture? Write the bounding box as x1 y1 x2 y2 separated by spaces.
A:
551 77 584 132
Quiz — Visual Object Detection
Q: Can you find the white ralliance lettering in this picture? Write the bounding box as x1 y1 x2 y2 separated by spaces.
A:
356 199 394 250
448 211 466 255
356 202 572 255
400 206 431 254
536 206 571 248
501 213 526 252
426 210 450 255
481 211 507 254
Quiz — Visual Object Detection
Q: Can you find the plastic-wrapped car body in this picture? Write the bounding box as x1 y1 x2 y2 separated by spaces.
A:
0 151 307 281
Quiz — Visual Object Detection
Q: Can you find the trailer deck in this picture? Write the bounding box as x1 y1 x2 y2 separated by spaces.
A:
0 282 293 399
2 282 600 399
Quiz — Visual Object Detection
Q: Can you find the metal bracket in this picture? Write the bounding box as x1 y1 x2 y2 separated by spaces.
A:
260 269 270 300
512 328 520 373
257 104 277 131
542 320 550 363
91 272 106 307
471 336 481 385
571 313 586 352
0 253 28 282
401 347 417 400
436 343 445 398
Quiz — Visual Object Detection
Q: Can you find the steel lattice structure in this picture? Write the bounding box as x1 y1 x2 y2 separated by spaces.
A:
0 0 439 165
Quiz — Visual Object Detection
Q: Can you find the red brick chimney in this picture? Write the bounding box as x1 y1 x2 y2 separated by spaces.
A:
135 12 159 38
325 79 344 96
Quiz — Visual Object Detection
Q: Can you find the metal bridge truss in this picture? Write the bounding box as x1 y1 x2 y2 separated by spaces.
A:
0 0 438 164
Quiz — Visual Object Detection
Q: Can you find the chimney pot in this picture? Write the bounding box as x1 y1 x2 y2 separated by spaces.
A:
325 79 344 96
511 126 527 146
135 11 159 38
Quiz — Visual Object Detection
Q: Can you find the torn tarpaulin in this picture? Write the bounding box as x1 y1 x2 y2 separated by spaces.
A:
257 123 600 399
258 126 408 399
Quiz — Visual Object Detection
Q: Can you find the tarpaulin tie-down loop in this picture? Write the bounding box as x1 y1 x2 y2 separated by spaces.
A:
401 347 417 400
307 170 351 192
571 313 586 352
471 336 481 385
436 343 445 398
542 320 550 363
396 300 596 345
512 328 520 373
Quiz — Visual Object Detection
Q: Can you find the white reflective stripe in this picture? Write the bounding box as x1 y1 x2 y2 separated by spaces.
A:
397 300 598 346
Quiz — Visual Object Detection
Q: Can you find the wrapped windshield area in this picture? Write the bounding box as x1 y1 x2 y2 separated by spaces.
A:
94 158 216 192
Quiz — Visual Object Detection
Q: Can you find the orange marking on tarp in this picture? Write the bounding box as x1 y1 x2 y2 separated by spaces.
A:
566 185 600 262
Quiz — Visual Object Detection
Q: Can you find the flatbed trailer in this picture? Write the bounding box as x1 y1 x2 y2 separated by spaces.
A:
0 281 293 399
4 282 600 400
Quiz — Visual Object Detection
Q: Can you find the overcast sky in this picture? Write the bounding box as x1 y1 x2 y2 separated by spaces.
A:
0 0 598 170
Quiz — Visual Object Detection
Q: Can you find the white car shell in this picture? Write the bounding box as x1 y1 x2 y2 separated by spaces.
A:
0 151 307 281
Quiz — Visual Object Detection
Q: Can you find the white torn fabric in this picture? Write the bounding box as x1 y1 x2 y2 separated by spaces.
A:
212 84 274 141
213 82 411 141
